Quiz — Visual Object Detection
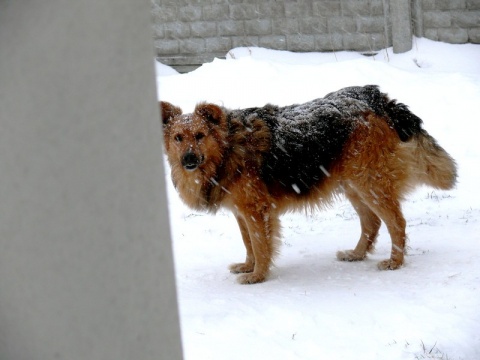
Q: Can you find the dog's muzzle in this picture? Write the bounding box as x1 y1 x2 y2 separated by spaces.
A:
181 152 203 171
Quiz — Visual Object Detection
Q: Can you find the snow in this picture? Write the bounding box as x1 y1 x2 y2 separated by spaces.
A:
155 59 179 76
156 38 480 360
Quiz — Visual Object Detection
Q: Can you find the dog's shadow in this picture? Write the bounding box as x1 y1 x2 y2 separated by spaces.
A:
270 254 390 287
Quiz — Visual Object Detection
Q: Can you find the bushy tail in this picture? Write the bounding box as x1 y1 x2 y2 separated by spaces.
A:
383 92 457 190
410 130 457 190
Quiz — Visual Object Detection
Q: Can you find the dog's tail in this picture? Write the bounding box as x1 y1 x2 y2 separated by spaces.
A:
384 96 457 190
407 129 458 190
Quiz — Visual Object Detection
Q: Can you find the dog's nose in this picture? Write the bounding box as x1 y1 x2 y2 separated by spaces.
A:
181 152 200 171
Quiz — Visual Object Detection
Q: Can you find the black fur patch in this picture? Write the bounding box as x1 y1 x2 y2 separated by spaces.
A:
225 85 425 196
326 85 423 141
228 100 366 195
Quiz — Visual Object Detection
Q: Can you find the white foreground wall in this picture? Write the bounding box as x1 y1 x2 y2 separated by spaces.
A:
0 1 183 359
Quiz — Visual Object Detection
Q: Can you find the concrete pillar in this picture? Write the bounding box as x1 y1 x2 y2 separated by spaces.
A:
411 0 424 38
0 1 183 359
389 0 413 53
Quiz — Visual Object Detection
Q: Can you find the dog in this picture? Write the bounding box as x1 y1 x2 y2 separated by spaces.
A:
160 85 457 284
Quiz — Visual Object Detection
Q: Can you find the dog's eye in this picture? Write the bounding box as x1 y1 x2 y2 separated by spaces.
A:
195 132 205 141
174 134 183 142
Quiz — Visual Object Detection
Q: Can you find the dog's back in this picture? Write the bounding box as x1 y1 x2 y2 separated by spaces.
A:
244 100 361 195
325 85 422 141
228 85 456 197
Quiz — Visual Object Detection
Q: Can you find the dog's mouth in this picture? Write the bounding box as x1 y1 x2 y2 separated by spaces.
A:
181 152 204 171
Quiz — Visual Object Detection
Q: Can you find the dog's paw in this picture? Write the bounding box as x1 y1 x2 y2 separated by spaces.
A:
336 250 366 261
377 259 403 270
229 262 254 274
237 272 266 284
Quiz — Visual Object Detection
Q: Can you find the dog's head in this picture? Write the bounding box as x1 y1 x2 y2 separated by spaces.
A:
160 101 228 173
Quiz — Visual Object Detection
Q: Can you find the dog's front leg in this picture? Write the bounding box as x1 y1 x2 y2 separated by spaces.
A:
229 215 255 274
232 204 280 284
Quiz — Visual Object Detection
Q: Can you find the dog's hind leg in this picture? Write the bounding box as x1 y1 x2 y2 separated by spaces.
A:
360 193 407 270
337 189 381 262
229 216 255 274
337 113 408 270
375 202 406 270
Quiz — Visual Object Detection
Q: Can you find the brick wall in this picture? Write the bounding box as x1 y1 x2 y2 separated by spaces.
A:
152 0 480 72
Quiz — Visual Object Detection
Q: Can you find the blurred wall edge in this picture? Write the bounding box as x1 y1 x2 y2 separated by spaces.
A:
0 1 183 359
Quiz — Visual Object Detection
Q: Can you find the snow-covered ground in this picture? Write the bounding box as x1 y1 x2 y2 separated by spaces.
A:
156 38 480 360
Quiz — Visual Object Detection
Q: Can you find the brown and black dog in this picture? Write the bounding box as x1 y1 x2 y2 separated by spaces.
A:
160 85 457 284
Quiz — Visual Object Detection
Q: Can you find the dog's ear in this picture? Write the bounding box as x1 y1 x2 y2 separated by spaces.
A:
160 101 182 125
195 103 226 128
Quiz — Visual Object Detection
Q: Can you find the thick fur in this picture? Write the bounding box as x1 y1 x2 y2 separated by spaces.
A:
160 85 457 284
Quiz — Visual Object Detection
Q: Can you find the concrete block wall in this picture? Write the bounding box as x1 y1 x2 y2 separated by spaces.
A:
414 0 480 44
153 0 480 72
153 0 391 72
